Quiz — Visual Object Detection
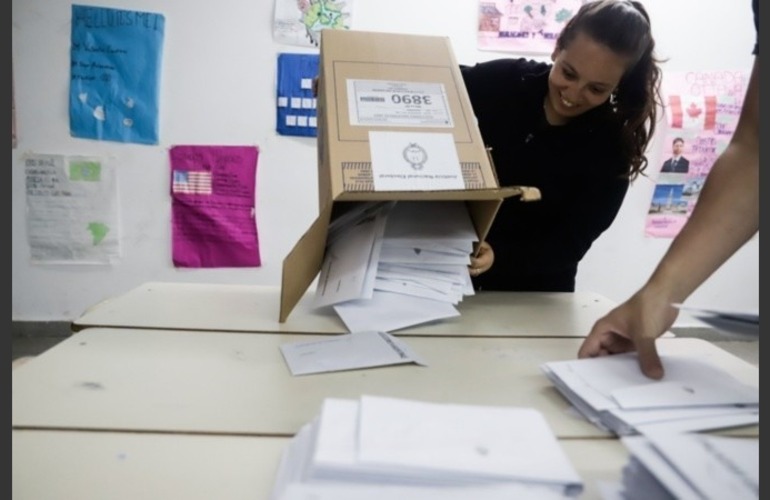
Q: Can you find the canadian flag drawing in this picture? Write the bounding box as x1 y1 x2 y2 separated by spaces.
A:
668 95 717 130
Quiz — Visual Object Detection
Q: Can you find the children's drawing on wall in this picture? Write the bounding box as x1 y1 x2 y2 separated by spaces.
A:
276 53 319 137
477 0 586 54
169 145 261 268
24 153 120 264
69 4 165 145
645 70 748 238
273 0 352 47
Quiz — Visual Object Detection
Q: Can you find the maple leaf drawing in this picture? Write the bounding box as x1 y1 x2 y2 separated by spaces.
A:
686 102 703 118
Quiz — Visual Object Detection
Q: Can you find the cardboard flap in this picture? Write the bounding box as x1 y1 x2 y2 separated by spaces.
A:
466 199 503 251
279 204 334 323
335 186 532 202
465 186 540 255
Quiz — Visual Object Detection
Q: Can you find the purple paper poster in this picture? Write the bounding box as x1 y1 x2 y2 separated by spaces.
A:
169 145 261 267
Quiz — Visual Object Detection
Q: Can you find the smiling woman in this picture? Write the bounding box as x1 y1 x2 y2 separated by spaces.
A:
544 31 630 125
461 0 663 293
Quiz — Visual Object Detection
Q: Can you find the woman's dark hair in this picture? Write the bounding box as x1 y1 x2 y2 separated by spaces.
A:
557 0 663 179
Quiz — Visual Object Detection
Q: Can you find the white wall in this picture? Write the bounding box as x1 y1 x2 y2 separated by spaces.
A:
12 0 758 322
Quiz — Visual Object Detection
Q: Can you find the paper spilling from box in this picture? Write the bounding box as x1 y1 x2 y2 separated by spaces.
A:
312 200 479 332
279 28 540 324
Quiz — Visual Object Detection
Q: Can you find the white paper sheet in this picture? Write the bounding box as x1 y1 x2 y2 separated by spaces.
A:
334 291 460 333
313 208 388 308
279 331 427 376
374 276 461 304
674 304 759 338
278 482 571 500
383 200 477 241
541 352 759 435
356 395 583 489
24 153 120 264
621 432 758 500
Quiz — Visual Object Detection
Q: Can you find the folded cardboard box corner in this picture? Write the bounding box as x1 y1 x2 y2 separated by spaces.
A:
280 29 538 322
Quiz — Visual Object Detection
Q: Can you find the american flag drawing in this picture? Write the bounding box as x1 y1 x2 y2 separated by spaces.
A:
172 170 212 195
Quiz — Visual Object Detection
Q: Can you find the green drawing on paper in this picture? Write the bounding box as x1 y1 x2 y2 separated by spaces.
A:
70 161 102 181
88 222 109 245
298 0 349 46
554 8 573 23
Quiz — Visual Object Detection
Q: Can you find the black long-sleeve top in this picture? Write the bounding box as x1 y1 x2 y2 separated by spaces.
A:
461 58 630 292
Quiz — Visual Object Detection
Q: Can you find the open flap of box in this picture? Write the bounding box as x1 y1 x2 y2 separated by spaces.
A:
280 203 334 323
279 185 538 322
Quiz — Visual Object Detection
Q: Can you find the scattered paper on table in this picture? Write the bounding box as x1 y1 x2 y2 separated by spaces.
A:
280 330 426 376
673 304 758 338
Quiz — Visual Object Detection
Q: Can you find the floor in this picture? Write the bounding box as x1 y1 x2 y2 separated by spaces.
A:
12 321 72 363
11 322 759 368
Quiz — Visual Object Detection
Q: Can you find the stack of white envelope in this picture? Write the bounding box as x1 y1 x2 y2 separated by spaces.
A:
673 304 759 338
540 352 759 436
313 200 480 332
269 395 584 500
617 431 758 500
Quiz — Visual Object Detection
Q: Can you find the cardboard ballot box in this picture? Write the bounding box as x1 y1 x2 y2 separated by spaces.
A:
279 29 538 322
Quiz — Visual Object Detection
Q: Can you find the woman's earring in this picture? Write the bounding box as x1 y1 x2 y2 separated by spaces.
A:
609 91 618 112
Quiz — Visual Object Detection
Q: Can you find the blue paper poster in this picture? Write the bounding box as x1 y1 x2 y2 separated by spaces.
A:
276 53 319 137
69 4 165 145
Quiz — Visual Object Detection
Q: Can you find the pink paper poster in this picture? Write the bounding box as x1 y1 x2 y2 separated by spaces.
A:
477 1 586 54
170 145 261 267
645 70 748 238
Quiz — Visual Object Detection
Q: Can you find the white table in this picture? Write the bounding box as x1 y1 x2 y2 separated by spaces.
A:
12 429 631 500
72 281 619 337
13 328 758 438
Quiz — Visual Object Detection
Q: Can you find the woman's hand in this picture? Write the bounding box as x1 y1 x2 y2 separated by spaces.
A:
468 241 494 277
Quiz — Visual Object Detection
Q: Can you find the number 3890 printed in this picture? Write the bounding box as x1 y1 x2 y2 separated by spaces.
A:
347 79 454 128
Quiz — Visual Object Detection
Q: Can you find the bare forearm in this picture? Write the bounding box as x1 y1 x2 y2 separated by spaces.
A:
644 59 759 304
578 52 759 381
647 149 758 302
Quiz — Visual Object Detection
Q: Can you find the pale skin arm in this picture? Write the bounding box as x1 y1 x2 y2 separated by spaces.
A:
578 58 759 379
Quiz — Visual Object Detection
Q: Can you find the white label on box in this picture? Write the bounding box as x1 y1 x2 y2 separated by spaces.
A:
369 131 465 191
347 79 453 127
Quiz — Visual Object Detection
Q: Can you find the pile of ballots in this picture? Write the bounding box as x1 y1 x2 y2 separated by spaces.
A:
312 200 479 332
616 431 758 499
268 395 584 500
540 350 758 436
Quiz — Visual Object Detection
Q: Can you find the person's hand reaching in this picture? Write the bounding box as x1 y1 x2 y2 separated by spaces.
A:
469 241 494 277
577 288 679 379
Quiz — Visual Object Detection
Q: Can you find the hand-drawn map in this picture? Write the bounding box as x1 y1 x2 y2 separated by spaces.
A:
273 0 353 48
